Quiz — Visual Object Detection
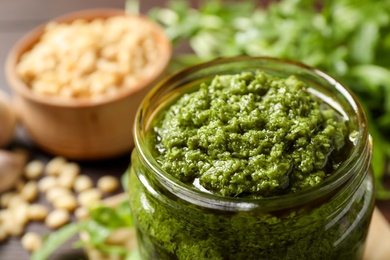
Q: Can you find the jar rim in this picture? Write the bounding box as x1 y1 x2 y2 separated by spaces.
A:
133 56 371 211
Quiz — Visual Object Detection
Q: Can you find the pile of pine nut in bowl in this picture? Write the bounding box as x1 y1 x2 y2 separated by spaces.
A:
5 9 171 160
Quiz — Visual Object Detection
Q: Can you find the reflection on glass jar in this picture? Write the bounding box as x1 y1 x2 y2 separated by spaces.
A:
129 57 374 260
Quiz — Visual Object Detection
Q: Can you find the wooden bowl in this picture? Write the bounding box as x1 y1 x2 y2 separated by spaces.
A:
5 9 171 160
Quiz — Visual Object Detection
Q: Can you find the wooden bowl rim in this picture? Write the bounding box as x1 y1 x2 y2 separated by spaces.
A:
5 8 172 108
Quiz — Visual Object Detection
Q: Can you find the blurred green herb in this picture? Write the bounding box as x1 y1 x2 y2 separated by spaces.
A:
31 223 80 260
31 200 137 260
121 167 130 193
149 0 390 199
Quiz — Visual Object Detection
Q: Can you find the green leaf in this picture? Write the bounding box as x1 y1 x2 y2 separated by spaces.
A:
90 206 126 229
351 22 379 64
82 220 112 245
116 200 133 227
168 54 204 72
376 181 390 200
31 199 135 260
366 112 390 200
349 65 390 103
377 113 390 131
126 250 142 260
31 223 81 260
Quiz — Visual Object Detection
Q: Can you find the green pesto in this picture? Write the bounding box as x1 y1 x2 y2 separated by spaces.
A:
129 154 374 259
129 71 374 260
153 71 347 197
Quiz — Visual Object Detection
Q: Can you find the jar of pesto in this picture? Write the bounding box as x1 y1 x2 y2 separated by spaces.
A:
129 57 374 260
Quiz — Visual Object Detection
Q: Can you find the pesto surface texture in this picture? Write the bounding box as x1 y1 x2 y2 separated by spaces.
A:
153 71 347 197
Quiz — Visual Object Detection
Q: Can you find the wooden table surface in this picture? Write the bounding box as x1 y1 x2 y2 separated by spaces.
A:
0 1 389 259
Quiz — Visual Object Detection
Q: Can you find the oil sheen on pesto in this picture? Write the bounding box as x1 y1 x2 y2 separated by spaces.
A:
152 71 347 197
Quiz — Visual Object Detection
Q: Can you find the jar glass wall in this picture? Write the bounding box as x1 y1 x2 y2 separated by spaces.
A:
129 57 374 259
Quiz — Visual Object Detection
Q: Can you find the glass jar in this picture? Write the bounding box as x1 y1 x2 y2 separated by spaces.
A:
129 57 374 260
